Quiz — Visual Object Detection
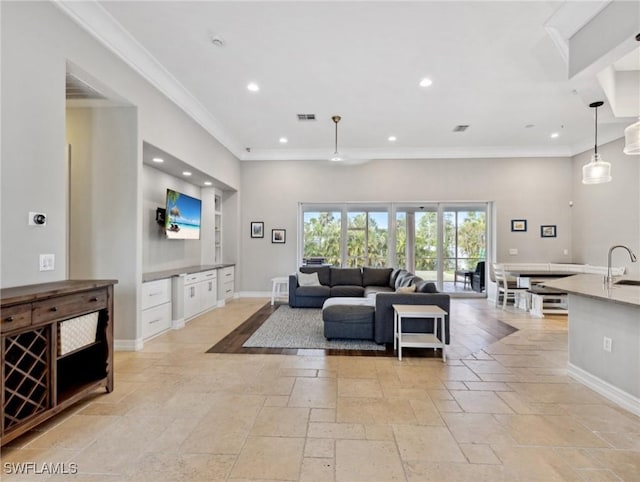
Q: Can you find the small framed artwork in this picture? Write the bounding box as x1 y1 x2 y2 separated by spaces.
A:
541 225 557 238
250 221 264 238
511 219 527 232
271 229 286 244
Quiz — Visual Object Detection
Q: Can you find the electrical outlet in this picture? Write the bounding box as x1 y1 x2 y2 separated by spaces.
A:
603 336 612 352
509 248 518 255
39 254 55 272
28 212 47 226
563 249 569 256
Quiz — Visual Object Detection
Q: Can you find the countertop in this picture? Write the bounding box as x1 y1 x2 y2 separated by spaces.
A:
143 264 234 283
1 279 118 306
543 274 640 308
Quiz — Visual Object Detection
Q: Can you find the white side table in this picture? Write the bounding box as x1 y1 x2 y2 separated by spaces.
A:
270 276 289 305
393 304 447 362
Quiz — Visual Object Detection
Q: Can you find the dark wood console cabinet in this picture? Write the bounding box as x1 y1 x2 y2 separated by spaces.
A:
1 279 117 445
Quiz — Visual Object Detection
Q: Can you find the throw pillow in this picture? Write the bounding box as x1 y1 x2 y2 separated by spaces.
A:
396 285 416 293
298 271 321 287
415 280 439 293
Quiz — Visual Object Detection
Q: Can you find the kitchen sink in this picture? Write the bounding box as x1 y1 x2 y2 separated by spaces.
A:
614 279 640 286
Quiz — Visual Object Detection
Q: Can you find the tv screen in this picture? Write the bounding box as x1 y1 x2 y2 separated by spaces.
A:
165 189 202 239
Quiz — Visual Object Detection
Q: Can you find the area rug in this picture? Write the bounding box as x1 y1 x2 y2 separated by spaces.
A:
242 305 385 351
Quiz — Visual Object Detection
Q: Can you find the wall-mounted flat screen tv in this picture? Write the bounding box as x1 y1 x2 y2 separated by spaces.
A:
165 188 202 240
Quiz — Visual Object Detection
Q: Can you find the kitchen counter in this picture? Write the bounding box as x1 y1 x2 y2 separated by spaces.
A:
143 264 235 283
543 273 640 307
544 273 640 416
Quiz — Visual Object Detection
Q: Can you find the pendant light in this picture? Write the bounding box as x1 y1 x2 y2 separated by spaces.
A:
623 34 640 155
624 118 640 155
582 101 612 184
329 115 347 162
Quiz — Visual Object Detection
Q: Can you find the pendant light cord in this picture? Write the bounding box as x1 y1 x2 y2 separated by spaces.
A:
594 104 598 155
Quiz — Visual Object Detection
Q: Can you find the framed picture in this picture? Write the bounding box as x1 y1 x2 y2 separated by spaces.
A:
271 229 286 244
511 219 527 232
250 221 264 238
541 225 557 238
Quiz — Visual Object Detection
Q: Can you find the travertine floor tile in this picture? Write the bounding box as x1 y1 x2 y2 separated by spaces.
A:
450 390 515 414
229 436 304 480
250 406 310 438
300 457 334 482
393 424 466 462
335 440 405 481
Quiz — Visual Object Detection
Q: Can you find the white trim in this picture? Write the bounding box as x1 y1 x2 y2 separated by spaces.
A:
114 338 143 351
172 318 185 330
238 291 273 298
567 362 640 417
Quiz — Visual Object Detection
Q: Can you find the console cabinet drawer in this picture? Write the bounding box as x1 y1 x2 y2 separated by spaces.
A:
32 289 107 325
141 302 172 339
142 279 171 310
0 305 32 333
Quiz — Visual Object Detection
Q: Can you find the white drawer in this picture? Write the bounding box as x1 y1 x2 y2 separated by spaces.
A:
222 280 234 299
141 302 172 338
142 279 171 310
220 266 234 281
185 269 217 285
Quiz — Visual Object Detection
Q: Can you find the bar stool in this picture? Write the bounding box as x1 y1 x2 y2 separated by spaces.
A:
270 276 289 305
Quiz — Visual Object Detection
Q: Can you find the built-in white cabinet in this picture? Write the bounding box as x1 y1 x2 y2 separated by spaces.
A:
218 266 234 303
214 192 222 265
183 270 217 321
141 278 172 339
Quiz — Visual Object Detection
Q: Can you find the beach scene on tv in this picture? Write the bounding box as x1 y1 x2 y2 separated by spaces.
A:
165 189 202 240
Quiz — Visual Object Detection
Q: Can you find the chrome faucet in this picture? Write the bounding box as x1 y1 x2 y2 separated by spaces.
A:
606 245 638 287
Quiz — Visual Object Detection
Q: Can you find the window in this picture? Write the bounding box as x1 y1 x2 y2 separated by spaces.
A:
346 211 388 267
302 210 341 266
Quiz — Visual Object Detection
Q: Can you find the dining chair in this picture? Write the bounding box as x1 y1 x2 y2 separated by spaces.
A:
493 264 529 310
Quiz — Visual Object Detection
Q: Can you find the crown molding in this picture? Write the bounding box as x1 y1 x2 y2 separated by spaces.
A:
54 0 244 159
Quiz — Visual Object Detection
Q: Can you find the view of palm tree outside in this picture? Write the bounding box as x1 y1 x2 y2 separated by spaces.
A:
302 204 486 292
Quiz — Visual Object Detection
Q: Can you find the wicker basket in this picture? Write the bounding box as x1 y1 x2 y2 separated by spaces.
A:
58 312 99 356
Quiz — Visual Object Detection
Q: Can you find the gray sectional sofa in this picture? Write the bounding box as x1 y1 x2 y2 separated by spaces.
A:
288 266 450 344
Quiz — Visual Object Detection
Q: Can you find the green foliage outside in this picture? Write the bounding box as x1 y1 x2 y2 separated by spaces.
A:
303 210 485 276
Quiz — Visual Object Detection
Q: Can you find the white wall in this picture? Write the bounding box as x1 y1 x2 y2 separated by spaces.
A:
571 137 640 275
239 156 574 292
67 107 139 341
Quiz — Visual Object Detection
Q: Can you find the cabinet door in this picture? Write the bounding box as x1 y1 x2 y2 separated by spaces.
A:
202 279 217 311
183 284 201 320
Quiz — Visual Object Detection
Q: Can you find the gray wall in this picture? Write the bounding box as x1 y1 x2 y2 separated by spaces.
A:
571 137 640 275
239 156 574 292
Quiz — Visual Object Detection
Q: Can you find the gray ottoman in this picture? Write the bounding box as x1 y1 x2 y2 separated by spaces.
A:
322 304 375 340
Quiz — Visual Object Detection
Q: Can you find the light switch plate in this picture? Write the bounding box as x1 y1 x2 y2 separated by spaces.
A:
39 254 55 271
509 248 518 255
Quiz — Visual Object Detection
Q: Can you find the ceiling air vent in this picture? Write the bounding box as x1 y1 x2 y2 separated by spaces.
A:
65 73 106 100
297 114 316 121
453 125 469 132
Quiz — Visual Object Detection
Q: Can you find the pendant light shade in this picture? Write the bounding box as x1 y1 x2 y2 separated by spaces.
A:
329 115 347 162
582 101 612 185
623 117 640 155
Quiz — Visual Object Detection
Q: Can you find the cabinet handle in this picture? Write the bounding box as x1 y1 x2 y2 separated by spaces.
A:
50 307 58 312
149 318 161 324
5 316 14 322
89 297 98 302
149 292 162 297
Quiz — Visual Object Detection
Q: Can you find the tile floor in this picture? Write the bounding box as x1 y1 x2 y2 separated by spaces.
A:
2 298 639 481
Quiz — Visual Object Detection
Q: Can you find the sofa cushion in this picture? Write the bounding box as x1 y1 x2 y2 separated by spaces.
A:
389 268 405 288
364 286 394 297
362 267 393 287
330 268 363 287
295 285 331 297
395 271 418 289
416 280 439 293
330 285 366 297
298 271 321 287
397 285 416 293
300 266 330 286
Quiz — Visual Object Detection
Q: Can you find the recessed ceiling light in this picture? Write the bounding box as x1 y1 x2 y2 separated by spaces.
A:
388 136 397 142
152 157 164 163
247 82 260 92
182 171 192 176
204 181 212 186
525 124 535 128
419 78 433 88
279 137 288 144
550 132 559 138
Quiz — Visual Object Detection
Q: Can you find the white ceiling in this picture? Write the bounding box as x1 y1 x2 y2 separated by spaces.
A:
59 1 639 162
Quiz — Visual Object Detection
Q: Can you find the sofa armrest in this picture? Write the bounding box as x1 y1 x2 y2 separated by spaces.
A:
288 273 299 307
374 293 450 345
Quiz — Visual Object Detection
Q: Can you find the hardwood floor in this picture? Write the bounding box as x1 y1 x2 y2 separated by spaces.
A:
207 300 518 357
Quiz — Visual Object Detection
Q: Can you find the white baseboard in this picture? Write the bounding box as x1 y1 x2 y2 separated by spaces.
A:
114 338 143 351
238 291 276 298
172 318 185 330
568 363 640 417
